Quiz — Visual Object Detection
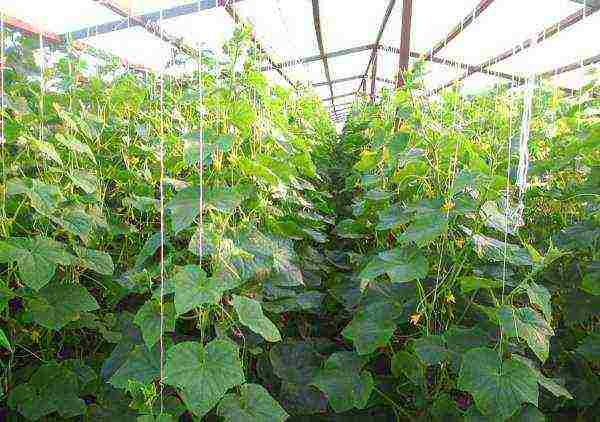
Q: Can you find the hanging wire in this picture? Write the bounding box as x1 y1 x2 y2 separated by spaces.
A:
499 44 520 353
157 6 166 416
1 12 5 237
428 5 473 333
196 0 205 262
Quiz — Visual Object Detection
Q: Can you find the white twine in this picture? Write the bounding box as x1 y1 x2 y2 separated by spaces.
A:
158 6 166 416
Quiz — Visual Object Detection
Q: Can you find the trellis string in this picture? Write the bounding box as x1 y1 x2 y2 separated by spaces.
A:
158 6 166 416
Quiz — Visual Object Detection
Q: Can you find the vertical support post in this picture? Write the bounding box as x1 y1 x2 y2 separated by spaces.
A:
396 0 413 88
370 51 378 101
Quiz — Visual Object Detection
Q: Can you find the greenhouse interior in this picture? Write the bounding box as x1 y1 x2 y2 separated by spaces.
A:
0 0 599 420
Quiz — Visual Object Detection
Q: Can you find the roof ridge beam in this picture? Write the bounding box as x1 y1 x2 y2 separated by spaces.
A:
311 0 336 113
359 0 397 92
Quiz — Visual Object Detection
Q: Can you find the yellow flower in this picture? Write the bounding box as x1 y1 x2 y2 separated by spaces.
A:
455 238 465 248
442 200 455 212
410 313 421 325
446 293 456 304
31 329 41 344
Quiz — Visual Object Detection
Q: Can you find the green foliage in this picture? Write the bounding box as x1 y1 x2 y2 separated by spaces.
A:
1 24 598 422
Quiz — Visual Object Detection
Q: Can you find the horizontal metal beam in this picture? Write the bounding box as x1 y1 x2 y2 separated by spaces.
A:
378 48 526 82
322 92 356 102
313 74 363 87
4 14 62 44
63 0 243 41
430 4 600 93
538 53 600 79
2 13 152 73
326 101 353 109
261 44 374 72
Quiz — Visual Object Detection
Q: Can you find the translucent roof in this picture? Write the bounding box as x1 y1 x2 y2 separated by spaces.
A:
2 0 599 122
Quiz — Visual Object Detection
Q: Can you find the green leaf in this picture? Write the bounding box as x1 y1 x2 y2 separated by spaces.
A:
134 300 176 349
469 232 533 266
581 261 600 296
311 352 374 413
270 341 322 384
342 302 400 355
164 340 244 417
166 188 202 234
134 233 163 271
205 186 244 212
6 178 65 215
167 187 243 233
8 363 86 420
376 204 413 230
497 306 554 362
0 327 11 351
414 335 449 365
217 383 289 422
69 170 99 194
110 344 161 389
354 150 380 172
52 208 93 238
29 283 100 330
444 326 489 371
364 188 393 201
378 247 429 283
398 211 448 247
391 351 424 386
575 333 600 363
512 354 573 400
32 138 63 165
74 245 114 275
232 295 281 342
460 276 503 293
0 237 73 290
526 282 552 321
56 133 96 162
458 347 538 420
172 265 224 316
336 219 365 239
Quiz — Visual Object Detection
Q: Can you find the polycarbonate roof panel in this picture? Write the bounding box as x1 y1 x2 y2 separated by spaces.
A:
490 12 600 76
319 0 389 52
117 0 194 15
550 65 600 89
0 0 122 33
439 0 581 65
383 0 482 53
160 6 234 55
86 26 172 71
313 85 332 99
333 79 361 97
235 0 318 64
461 73 503 94
328 51 371 81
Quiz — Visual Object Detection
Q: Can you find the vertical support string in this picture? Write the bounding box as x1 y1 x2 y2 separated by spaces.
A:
196 4 204 260
1 12 5 237
157 7 166 416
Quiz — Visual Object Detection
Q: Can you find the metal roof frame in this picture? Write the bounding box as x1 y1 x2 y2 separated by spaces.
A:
431 3 600 93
